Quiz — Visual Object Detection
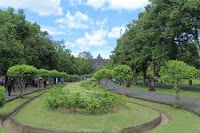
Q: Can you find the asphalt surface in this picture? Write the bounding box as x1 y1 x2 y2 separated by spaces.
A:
101 80 200 116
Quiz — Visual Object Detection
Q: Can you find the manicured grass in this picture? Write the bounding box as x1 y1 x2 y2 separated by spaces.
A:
0 128 10 133
0 90 46 133
130 85 200 99
179 79 200 87
0 90 46 118
15 83 157 133
127 98 200 133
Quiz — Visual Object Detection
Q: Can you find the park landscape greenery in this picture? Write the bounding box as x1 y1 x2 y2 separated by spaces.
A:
0 0 200 133
0 8 94 76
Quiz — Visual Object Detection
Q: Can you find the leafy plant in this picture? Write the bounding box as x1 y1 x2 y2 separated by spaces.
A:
7 64 37 96
113 65 132 95
159 60 198 108
93 69 113 86
0 86 5 107
45 83 124 114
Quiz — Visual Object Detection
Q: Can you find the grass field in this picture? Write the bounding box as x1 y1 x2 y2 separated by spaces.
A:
12 82 200 133
128 98 200 133
15 82 158 133
130 85 200 99
0 90 46 133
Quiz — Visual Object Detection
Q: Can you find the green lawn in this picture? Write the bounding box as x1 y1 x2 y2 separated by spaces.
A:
130 85 200 99
15 83 158 133
128 98 200 133
0 90 46 133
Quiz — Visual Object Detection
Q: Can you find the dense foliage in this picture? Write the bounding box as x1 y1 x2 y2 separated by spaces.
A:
7 65 37 95
0 86 5 107
45 82 124 113
160 60 198 87
93 69 113 85
108 0 200 89
0 8 94 76
113 65 132 85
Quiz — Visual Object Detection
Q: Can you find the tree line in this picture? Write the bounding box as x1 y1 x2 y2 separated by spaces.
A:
0 8 94 76
107 0 200 91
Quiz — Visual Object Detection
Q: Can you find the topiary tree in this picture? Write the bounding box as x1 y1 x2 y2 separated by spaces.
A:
159 60 198 108
7 65 37 96
37 69 50 78
104 69 113 86
37 69 50 88
93 69 113 87
112 65 132 95
49 70 60 84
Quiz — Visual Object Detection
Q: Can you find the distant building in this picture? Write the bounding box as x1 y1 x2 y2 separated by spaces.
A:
92 54 108 70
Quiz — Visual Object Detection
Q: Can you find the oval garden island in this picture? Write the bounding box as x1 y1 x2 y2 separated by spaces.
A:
3 82 161 133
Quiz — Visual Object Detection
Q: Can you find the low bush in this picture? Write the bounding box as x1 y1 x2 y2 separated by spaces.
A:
0 86 6 107
80 81 93 88
45 84 124 113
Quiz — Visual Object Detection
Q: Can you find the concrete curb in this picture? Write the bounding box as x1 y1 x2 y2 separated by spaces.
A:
123 112 161 133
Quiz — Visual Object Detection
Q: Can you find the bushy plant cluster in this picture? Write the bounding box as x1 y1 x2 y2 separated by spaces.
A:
45 86 124 113
0 86 5 107
66 75 79 82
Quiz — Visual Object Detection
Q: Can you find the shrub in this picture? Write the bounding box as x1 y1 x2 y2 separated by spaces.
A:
45 85 124 114
80 81 93 88
0 86 5 107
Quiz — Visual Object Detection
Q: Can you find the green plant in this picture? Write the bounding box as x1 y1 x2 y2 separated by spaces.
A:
37 69 50 78
45 84 124 114
159 60 198 108
7 64 37 96
93 69 113 86
113 65 132 95
0 86 5 107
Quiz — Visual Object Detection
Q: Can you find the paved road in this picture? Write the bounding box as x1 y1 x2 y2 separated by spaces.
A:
101 80 200 116
5 86 43 102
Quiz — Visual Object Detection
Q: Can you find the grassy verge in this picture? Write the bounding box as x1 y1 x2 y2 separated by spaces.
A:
15 82 157 133
127 98 200 133
130 85 200 99
0 89 46 133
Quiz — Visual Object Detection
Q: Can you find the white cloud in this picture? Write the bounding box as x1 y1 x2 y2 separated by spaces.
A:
55 11 89 29
86 0 107 9
76 29 108 46
86 0 149 10
108 26 126 38
41 26 66 36
69 0 82 6
0 0 63 16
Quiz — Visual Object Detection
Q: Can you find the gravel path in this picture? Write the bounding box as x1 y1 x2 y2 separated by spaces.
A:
102 80 200 116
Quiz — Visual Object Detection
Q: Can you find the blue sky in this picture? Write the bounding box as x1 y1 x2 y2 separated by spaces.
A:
0 0 149 59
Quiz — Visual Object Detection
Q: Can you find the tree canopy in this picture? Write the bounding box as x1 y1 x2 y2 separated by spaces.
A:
0 8 94 76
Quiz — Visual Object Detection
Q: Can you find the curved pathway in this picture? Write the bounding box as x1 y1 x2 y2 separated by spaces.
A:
101 80 200 117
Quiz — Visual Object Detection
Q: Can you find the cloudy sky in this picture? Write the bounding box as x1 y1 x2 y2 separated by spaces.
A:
0 0 149 59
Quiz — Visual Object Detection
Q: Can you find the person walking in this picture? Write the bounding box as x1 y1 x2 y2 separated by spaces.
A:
7 80 12 96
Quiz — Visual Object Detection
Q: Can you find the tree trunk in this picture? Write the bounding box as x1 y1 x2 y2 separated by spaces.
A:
194 29 200 56
143 68 147 86
174 80 180 108
133 68 137 85
150 61 156 91
174 80 178 89
126 80 131 87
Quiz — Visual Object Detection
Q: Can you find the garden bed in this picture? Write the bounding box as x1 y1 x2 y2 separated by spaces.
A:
14 82 158 133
